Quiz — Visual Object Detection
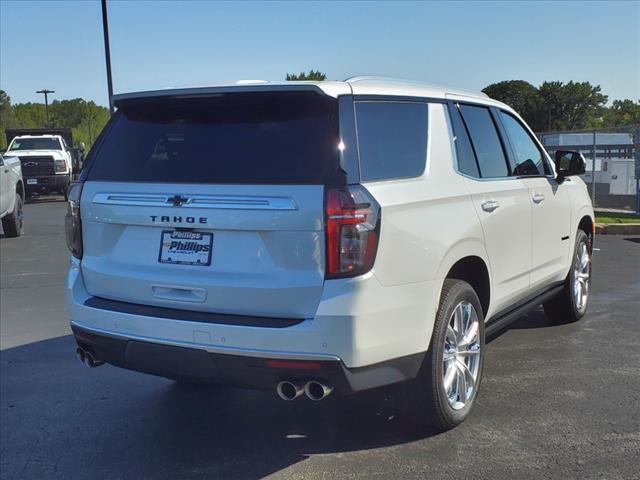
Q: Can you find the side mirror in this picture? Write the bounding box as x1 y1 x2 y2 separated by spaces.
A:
79 142 86 152
554 150 586 182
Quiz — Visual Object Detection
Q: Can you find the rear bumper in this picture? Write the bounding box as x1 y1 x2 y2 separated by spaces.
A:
67 258 440 392
25 174 69 194
72 323 424 394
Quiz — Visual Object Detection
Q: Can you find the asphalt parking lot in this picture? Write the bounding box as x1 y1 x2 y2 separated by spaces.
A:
1 200 639 480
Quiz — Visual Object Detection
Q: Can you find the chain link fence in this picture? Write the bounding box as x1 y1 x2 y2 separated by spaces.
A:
537 124 640 213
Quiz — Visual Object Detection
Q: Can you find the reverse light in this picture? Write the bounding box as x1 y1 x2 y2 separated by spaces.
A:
65 182 83 259
325 185 380 279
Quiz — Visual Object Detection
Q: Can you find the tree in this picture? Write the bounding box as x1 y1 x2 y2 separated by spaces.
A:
50 98 88 129
0 92 110 150
482 80 544 131
538 81 608 131
599 99 640 127
0 90 14 149
285 69 327 81
11 103 46 129
483 80 610 131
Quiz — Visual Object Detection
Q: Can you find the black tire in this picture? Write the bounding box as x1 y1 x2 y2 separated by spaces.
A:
406 279 485 430
1 193 24 237
543 230 591 324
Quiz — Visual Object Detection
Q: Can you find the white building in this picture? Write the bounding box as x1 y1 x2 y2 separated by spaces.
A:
541 132 635 195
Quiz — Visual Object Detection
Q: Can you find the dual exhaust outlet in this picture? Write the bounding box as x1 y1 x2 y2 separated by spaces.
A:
76 346 104 368
276 380 333 401
76 345 331 400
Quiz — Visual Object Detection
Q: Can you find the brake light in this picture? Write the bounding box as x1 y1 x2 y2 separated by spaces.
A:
325 185 380 278
65 182 83 259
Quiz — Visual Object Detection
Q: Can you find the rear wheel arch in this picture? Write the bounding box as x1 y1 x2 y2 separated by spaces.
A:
578 215 594 243
444 256 490 318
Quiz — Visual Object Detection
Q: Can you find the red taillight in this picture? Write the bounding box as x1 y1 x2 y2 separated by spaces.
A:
65 182 83 259
265 360 323 370
325 185 380 279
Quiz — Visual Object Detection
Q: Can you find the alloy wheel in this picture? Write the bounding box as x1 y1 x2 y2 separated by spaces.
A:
573 240 591 314
442 301 481 410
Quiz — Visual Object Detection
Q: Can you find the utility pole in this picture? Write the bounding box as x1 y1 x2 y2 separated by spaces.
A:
36 89 54 127
101 0 114 115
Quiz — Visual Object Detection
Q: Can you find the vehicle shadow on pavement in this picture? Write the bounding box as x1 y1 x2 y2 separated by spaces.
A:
24 195 66 204
0 335 433 479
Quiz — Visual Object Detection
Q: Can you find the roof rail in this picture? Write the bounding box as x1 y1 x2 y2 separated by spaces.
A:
344 75 415 83
235 80 269 85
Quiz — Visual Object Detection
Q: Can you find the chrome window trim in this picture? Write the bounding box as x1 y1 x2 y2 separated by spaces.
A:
496 109 555 178
446 100 556 182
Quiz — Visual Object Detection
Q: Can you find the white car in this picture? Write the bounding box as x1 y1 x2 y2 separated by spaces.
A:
6 134 73 200
66 77 594 429
0 152 25 237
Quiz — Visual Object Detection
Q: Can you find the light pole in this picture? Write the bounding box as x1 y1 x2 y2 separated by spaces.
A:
36 89 54 127
101 0 114 115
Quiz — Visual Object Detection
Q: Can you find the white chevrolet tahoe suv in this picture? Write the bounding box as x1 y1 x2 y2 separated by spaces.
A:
6 134 73 200
67 77 594 429
0 152 25 237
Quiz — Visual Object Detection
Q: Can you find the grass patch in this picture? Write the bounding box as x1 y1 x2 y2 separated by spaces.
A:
595 212 640 224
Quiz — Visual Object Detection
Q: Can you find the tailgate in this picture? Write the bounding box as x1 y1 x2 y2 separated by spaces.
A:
80 181 325 318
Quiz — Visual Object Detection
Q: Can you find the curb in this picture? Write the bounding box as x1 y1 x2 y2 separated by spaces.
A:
595 223 640 235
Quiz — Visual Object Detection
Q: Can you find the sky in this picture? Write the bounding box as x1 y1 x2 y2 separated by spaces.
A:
1 0 638 107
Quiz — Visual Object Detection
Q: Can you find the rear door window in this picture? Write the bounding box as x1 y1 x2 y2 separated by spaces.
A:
449 104 480 178
458 104 509 178
355 101 428 181
85 92 343 185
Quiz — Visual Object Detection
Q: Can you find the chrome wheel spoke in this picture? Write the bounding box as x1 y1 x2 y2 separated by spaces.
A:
453 304 464 339
443 362 457 392
456 359 474 401
459 321 478 347
455 363 467 403
446 325 457 346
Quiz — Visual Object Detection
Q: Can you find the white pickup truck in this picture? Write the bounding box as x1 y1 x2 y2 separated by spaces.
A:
5 134 73 200
0 152 24 237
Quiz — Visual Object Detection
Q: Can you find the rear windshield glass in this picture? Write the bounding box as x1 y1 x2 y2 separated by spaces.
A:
86 92 343 185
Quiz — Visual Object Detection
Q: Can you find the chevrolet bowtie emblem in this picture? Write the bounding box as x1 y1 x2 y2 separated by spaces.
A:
166 195 190 207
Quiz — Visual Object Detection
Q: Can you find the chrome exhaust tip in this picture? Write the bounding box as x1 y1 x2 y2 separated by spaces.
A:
304 381 333 401
83 350 105 368
76 347 104 368
276 380 304 401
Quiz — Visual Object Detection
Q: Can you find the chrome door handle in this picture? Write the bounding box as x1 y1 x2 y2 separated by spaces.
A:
532 193 545 204
481 200 500 212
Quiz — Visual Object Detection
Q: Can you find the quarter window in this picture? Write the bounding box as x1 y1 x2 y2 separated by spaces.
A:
355 101 428 181
499 111 548 176
458 105 509 178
